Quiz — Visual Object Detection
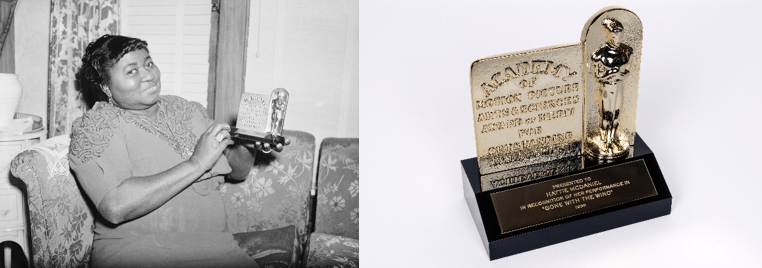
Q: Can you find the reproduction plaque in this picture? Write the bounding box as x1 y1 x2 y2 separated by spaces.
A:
462 6 672 261
471 6 642 190
471 45 584 176
231 88 289 144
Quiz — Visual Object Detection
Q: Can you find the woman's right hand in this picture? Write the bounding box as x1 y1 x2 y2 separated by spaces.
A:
190 123 234 171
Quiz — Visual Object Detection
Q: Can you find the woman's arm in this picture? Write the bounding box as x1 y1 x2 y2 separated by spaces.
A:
225 142 257 181
98 159 208 224
224 138 292 181
97 123 233 225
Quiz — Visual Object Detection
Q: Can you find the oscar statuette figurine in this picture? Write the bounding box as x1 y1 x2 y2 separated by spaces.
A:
587 18 633 159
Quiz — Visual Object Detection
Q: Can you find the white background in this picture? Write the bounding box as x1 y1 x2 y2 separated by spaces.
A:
361 1 762 267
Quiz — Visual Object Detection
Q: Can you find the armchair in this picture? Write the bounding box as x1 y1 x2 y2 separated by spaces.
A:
11 135 94 268
221 130 316 266
304 138 359 268
10 130 315 267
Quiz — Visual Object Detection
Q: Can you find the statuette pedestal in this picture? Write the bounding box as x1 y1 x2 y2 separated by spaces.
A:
462 135 671 260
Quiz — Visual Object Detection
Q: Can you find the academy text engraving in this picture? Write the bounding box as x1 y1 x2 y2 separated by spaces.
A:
479 60 577 98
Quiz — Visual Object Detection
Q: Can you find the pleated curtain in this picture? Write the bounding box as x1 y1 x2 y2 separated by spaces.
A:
47 0 119 137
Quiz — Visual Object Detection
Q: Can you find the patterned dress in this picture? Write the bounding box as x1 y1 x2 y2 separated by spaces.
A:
69 95 258 268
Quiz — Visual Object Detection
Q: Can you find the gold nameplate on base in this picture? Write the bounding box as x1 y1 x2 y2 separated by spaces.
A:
490 159 657 234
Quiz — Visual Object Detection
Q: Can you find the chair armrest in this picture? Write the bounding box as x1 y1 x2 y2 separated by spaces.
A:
10 136 73 229
10 146 51 262
10 135 95 267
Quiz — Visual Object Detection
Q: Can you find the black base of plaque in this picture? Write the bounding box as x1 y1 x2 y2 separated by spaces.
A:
462 134 672 260
230 127 286 144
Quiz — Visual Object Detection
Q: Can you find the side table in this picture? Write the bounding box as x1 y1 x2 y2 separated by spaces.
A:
0 113 45 268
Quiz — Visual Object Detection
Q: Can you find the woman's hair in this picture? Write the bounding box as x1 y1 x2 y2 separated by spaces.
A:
77 35 149 108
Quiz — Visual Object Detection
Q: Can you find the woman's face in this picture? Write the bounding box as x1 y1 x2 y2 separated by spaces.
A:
104 49 161 110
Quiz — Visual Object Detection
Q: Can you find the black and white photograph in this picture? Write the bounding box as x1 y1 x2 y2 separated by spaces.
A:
1 0 357 267
2 0 762 268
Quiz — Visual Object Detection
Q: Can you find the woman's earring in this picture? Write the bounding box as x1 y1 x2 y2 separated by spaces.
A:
105 92 114 105
102 86 114 105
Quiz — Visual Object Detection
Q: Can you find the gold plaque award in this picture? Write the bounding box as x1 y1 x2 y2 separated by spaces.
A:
470 44 584 177
231 88 289 144
471 6 643 191
462 6 671 261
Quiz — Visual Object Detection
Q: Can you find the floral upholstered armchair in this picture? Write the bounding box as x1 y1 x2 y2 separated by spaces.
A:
304 138 360 268
221 130 316 266
10 130 315 268
10 135 94 268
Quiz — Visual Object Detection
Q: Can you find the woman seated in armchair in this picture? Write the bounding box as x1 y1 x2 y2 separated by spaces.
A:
69 34 292 268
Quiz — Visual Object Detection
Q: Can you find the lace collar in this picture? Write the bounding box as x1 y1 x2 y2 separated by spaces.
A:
96 97 197 159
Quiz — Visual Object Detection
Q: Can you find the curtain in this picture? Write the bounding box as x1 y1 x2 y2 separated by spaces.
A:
47 0 119 137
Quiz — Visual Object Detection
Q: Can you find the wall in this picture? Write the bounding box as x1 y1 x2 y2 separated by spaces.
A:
245 0 359 143
14 0 50 127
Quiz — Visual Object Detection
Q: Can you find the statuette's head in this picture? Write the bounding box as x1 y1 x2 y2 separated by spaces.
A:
275 89 288 100
271 88 289 107
602 18 624 47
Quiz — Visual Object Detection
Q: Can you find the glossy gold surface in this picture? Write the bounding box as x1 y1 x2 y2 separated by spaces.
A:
471 6 642 188
471 44 585 176
582 7 642 159
481 156 582 192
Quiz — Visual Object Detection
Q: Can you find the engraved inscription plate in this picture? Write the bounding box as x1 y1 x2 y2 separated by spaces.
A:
471 44 584 175
237 93 270 134
490 159 657 234
481 156 582 192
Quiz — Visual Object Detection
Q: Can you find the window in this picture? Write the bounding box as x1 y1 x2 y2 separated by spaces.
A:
121 0 212 107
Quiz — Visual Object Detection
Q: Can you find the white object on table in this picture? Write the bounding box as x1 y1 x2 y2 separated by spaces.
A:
0 74 24 128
